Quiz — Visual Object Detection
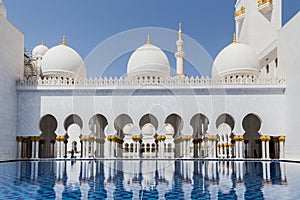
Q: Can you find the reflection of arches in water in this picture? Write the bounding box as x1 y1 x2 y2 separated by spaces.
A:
39 114 58 158
242 113 262 158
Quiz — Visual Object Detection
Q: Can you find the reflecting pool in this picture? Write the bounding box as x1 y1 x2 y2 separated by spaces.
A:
0 160 298 199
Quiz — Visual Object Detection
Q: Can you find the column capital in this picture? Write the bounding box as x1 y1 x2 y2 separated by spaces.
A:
265 136 271 141
279 136 286 142
157 135 166 141
182 135 192 141
132 135 141 142
16 136 23 142
234 135 244 141
56 136 65 141
81 135 90 141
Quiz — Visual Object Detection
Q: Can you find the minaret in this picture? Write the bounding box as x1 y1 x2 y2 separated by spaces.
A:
175 23 186 76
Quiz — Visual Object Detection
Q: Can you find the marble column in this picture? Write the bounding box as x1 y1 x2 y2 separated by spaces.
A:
265 136 270 159
261 138 266 159
279 136 286 159
239 137 244 158
35 138 40 159
16 137 23 159
228 144 232 158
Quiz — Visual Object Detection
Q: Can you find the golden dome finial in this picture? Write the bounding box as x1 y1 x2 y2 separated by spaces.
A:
147 34 150 44
62 35 67 46
178 23 182 35
233 33 237 43
41 40 44 46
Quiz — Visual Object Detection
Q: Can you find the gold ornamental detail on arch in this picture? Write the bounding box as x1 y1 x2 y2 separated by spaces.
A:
234 135 244 141
208 136 218 141
81 136 90 141
132 135 141 142
182 136 192 141
56 136 65 141
31 136 41 142
157 135 166 141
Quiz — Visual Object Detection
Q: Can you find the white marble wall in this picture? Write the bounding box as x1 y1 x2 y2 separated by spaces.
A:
279 12 300 159
0 15 24 160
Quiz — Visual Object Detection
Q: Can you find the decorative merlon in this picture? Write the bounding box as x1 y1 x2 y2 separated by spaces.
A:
16 76 286 87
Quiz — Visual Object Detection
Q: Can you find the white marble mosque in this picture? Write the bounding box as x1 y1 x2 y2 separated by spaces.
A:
0 0 300 160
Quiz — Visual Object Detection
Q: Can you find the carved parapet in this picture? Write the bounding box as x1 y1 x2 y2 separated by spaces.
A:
16 75 286 87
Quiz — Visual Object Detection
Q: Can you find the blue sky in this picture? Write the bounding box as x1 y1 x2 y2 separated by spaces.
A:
4 0 300 77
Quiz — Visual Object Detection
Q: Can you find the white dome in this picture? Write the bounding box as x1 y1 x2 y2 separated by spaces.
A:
142 123 156 136
32 44 49 59
0 0 7 18
212 42 260 78
165 123 174 135
127 43 170 78
123 123 133 135
41 44 86 79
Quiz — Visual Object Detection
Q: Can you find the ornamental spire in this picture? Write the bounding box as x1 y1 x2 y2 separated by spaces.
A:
233 33 237 43
178 23 183 40
62 35 67 46
147 34 150 44
175 23 186 76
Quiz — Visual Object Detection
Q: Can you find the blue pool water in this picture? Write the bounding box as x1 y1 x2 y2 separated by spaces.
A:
0 160 299 199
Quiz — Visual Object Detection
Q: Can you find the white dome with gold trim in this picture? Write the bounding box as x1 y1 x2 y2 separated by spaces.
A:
41 37 86 79
32 43 49 60
212 38 260 78
127 37 170 78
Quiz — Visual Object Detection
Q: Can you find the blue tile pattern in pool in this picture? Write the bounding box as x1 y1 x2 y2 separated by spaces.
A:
0 160 299 199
